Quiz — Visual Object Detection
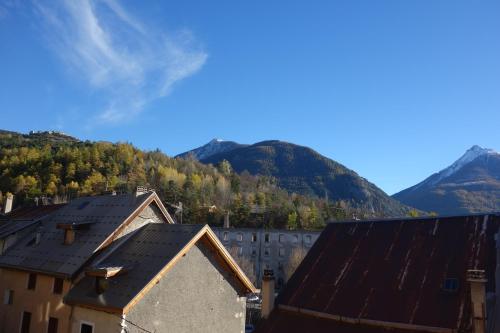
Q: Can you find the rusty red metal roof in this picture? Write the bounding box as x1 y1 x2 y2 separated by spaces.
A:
257 308 426 333
257 214 500 333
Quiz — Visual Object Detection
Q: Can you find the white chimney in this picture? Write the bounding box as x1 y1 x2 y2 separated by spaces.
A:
467 269 487 333
3 194 13 214
136 186 150 197
261 269 275 319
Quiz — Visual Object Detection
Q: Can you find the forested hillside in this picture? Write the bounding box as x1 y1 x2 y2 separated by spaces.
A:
201 140 411 216
0 130 375 229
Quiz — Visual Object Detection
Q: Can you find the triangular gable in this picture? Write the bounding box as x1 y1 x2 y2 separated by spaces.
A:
149 192 175 224
122 225 256 314
97 192 174 252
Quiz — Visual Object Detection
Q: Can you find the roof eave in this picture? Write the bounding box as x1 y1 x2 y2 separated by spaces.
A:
121 225 256 314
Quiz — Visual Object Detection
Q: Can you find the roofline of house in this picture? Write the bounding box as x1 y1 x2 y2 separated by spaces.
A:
70 192 174 280
0 192 175 279
95 192 173 252
277 304 457 333
211 226 322 234
330 211 500 225
122 224 256 313
149 192 175 224
0 264 70 279
204 226 257 292
65 224 257 314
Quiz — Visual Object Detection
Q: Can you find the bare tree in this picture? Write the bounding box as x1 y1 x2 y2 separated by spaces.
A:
284 247 308 281
229 246 256 285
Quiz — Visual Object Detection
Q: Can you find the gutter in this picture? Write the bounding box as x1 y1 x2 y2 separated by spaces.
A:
278 304 457 333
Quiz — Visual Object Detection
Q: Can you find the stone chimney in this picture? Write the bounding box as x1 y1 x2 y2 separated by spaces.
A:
136 186 151 197
467 269 487 333
63 229 75 245
3 193 13 214
261 269 275 319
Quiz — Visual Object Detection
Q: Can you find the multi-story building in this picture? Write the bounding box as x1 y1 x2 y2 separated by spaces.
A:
213 227 321 289
0 190 255 333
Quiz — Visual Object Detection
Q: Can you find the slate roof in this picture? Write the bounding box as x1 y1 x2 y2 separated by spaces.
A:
0 219 39 239
4 204 65 220
0 204 65 238
0 192 164 277
65 223 205 311
257 214 500 333
65 223 256 313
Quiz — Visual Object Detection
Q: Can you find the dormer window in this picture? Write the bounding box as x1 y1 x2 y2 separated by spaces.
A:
86 265 132 294
442 278 459 293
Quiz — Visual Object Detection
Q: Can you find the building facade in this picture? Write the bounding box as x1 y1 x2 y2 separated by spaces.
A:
213 228 321 289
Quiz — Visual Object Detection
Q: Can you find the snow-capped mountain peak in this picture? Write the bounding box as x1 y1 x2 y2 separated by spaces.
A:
176 139 247 160
210 138 225 143
431 145 498 185
393 145 500 214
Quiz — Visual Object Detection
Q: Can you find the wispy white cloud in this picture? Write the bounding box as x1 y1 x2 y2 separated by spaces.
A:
0 0 21 20
34 0 207 125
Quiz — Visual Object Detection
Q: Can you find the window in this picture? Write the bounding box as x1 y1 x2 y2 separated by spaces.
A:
279 248 285 257
251 233 257 242
442 278 459 292
53 278 64 294
251 248 257 257
264 248 270 256
21 311 31 333
237 233 243 242
293 234 299 243
80 322 94 333
236 247 243 255
305 235 312 244
3 289 13 305
279 234 285 243
264 233 270 243
48 317 59 333
223 232 228 241
27 273 37 290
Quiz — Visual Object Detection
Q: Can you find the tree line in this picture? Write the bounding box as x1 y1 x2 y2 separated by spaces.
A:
0 131 369 229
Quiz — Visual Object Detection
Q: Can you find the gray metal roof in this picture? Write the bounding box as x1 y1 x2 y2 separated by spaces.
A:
0 192 157 277
65 223 204 311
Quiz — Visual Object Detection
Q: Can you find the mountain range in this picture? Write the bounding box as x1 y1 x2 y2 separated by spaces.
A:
178 140 411 217
179 140 499 216
393 145 500 215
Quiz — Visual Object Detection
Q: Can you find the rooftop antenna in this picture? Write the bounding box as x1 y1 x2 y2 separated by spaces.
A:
166 202 183 224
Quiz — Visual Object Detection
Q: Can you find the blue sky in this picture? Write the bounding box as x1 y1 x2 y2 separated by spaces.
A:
1 0 499 195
